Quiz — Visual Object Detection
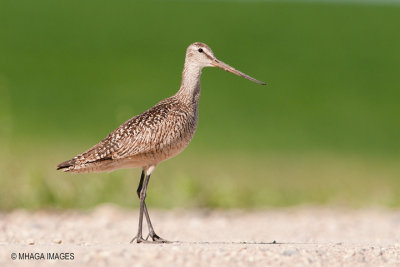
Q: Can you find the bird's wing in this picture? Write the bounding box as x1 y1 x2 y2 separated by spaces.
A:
107 101 175 159
57 98 185 170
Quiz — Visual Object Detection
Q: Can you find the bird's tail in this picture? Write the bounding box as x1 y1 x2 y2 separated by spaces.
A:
57 138 116 173
57 151 114 173
56 159 77 172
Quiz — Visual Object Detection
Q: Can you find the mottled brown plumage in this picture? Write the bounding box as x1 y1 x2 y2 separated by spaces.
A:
57 42 265 243
57 96 198 173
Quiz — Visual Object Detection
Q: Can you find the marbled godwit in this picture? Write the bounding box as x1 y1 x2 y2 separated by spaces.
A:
57 42 265 243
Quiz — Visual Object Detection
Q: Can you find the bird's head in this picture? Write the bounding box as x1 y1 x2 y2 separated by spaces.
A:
185 42 266 85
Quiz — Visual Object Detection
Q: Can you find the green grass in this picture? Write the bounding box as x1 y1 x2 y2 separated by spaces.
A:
1 141 399 210
0 0 399 209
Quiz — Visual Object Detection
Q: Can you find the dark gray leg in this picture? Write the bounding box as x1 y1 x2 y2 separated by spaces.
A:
130 171 150 243
130 171 169 243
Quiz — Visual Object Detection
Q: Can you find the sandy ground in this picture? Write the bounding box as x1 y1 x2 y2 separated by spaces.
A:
1 205 400 267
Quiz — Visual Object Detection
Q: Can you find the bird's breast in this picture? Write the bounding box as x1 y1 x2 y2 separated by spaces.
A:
152 108 198 162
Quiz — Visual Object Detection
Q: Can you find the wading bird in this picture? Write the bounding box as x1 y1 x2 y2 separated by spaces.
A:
57 42 265 243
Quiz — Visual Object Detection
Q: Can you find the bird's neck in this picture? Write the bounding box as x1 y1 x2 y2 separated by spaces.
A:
176 61 202 105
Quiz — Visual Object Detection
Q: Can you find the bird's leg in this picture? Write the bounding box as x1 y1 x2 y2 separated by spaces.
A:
130 171 151 243
137 171 153 236
130 170 170 243
140 171 170 243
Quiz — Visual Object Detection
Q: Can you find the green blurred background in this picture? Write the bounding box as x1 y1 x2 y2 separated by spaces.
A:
0 0 399 210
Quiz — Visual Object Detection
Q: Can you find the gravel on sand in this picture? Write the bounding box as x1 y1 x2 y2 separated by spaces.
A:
1 205 400 266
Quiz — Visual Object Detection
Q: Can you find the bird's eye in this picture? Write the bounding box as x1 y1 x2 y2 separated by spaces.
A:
198 48 203 53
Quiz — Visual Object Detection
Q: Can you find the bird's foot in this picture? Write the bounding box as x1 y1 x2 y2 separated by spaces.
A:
145 231 172 243
130 235 152 244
